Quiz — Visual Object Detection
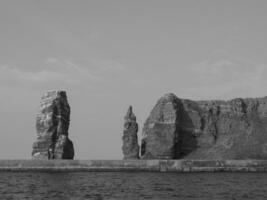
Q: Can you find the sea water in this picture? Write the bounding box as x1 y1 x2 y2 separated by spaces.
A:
0 172 267 200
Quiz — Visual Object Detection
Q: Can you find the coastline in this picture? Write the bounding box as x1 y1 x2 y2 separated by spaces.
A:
0 160 267 172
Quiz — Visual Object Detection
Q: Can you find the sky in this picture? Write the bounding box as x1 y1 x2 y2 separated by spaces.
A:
0 0 267 159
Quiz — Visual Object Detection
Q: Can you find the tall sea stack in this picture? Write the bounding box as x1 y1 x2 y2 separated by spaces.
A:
122 106 140 159
32 91 74 159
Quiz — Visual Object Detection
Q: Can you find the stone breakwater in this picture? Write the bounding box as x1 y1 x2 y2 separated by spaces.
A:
1 160 267 172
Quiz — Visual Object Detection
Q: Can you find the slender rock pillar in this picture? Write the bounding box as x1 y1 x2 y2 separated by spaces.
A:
122 106 140 159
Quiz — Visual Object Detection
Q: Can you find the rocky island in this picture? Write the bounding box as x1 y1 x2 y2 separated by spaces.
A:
141 93 267 160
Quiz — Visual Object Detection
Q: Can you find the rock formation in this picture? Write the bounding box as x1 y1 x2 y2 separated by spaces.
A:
122 106 140 159
32 91 74 159
141 94 183 159
141 93 267 160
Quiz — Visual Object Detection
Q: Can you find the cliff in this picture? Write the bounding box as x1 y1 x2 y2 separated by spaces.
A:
32 91 74 159
141 94 182 159
141 93 267 160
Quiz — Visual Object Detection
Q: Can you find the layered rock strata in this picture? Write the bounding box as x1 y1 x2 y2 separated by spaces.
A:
32 91 74 159
122 106 140 159
141 94 183 159
141 93 267 160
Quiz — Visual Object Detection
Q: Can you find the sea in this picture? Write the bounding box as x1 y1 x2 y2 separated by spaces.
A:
0 172 267 200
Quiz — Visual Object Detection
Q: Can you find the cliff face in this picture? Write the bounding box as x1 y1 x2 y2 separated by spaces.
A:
122 106 139 159
141 94 182 159
32 91 74 160
141 93 267 160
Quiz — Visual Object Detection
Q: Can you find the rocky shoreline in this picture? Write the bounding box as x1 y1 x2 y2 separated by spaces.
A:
1 160 267 172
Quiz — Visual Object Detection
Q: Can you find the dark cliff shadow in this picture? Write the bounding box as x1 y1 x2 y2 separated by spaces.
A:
175 104 198 158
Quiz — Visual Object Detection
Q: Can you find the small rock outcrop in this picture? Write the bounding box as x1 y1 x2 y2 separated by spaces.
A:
141 93 267 160
141 94 183 159
32 91 74 159
122 106 139 159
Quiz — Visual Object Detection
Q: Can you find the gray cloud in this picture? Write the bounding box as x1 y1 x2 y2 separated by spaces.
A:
0 57 126 89
183 58 267 99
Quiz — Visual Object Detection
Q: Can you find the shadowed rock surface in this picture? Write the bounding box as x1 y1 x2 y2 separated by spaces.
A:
141 93 267 160
32 91 74 159
122 106 139 159
141 94 183 159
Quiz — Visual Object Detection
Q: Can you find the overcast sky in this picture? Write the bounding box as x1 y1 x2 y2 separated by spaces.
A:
0 0 267 159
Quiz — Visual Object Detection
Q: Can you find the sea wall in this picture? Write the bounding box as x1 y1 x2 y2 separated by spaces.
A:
0 160 267 172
